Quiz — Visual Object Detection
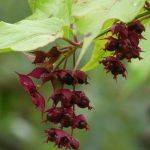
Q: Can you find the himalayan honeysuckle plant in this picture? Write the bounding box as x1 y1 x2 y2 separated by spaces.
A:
0 0 150 149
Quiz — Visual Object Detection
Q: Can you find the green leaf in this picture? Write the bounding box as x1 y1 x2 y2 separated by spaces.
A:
73 0 145 35
28 0 37 12
81 36 112 71
73 0 145 70
80 19 114 71
0 18 65 52
28 0 73 24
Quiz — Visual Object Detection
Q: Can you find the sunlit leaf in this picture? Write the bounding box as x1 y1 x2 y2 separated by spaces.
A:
81 36 112 71
0 18 65 52
73 0 145 34
28 0 73 24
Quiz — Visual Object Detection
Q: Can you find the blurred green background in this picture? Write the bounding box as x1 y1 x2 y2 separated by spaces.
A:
0 1 150 150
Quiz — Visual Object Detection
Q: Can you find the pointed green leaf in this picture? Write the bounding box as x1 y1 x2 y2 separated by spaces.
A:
81 36 112 71
0 18 65 52
28 0 73 24
73 0 145 35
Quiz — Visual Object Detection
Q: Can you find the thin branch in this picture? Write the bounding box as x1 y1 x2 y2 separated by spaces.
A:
95 11 150 39
54 56 65 69
135 11 150 19
139 14 150 21
95 28 110 39
60 38 83 47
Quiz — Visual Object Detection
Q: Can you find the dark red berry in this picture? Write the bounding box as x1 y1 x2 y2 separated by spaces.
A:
73 115 88 130
110 23 128 38
73 91 92 109
61 109 75 128
33 47 60 64
104 37 119 51
100 56 126 79
73 70 88 84
54 70 77 85
44 128 80 150
50 89 73 107
44 129 57 142
46 107 63 124
70 137 80 150
115 38 142 61
128 20 145 34
54 69 88 85
128 31 141 46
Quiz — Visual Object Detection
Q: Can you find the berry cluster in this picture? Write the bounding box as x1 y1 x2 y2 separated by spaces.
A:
44 128 79 149
44 69 91 149
100 20 145 79
17 47 92 150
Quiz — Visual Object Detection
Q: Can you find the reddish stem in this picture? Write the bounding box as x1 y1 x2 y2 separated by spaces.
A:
61 38 82 47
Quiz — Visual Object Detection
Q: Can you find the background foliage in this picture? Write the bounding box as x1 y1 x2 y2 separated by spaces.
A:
0 0 150 150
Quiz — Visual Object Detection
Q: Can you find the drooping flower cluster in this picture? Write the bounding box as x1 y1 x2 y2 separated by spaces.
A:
100 20 145 79
43 69 91 149
44 128 79 149
17 47 92 150
50 89 91 110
